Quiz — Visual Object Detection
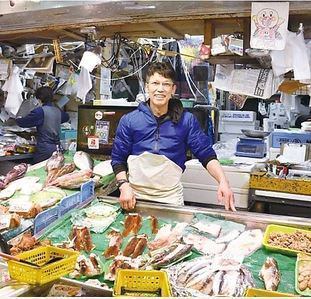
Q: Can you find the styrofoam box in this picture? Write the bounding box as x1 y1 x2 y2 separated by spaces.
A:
181 159 254 208
270 130 311 148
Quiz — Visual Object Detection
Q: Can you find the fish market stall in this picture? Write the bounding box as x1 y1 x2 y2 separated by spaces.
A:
0 150 115 254
11 197 310 297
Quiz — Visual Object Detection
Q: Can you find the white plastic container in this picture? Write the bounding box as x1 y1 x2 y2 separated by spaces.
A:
181 159 255 209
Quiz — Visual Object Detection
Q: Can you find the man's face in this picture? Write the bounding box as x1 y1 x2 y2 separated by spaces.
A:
146 72 176 109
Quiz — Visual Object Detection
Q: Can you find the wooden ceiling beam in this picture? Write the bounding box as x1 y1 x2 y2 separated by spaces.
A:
150 22 184 39
204 20 214 45
55 29 85 41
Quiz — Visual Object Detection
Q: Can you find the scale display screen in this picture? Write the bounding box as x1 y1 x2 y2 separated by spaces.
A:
237 145 257 153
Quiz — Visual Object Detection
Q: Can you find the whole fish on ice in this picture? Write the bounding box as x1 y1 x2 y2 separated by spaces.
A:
259 257 281 291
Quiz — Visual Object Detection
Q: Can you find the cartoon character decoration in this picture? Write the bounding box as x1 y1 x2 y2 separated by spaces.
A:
250 2 289 50
252 8 284 41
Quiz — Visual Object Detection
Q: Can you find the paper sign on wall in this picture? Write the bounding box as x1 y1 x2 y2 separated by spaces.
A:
250 2 289 50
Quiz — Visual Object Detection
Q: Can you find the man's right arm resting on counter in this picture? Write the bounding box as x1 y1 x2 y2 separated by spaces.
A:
115 170 136 210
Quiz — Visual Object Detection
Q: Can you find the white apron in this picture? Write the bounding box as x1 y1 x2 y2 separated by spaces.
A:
127 152 184 206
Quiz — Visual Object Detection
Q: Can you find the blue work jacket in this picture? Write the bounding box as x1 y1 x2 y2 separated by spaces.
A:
111 102 217 172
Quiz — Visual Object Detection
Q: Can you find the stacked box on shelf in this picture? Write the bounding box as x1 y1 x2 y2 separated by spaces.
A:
249 172 311 195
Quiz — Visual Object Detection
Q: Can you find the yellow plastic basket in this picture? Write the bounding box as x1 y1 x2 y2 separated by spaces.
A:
8 246 79 285
244 288 295 297
113 269 172 297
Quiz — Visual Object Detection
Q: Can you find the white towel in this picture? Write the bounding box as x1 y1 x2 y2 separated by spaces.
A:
270 31 311 80
2 66 24 117
76 66 92 103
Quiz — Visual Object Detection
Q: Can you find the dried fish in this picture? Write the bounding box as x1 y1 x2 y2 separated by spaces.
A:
70 254 102 278
150 215 158 234
122 214 142 237
104 230 123 259
123 234 148 258
72 226 94 252
259 257 281 291
105 256 141 281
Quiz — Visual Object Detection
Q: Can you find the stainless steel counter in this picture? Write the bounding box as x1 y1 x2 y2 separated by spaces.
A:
99 196 311 230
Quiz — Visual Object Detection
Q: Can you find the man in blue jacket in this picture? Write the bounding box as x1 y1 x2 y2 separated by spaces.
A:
111 62 235 211
16 86 69 164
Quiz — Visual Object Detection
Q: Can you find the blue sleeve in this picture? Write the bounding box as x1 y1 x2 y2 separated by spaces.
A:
15 107 44 128
61 111 69 123
111 114 133 170
186 113 217 167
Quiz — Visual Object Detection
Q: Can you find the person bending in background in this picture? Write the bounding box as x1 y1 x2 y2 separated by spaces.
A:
111 61 235 211
16 86 69 164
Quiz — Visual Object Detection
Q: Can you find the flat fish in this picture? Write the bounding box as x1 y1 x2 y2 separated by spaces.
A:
191 222 222 238
93 160 113 177
183 233 226 255
153 244 192 268
215 229 242 244
74 151 94 170
148 222 188 251
223 229 263 259
259 257 281 291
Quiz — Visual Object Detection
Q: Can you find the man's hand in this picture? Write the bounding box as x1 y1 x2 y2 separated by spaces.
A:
119 183 136 210
217 180 236 211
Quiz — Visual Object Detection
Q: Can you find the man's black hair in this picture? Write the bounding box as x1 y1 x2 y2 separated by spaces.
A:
146 61 176 83
35 86 54 103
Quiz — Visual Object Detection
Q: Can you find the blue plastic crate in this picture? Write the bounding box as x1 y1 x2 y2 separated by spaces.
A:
59 192 81 216
33 206 59 235
80 181 95 205
270 131 311 148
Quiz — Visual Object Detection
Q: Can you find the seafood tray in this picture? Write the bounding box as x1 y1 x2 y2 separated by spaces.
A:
295 253 311 296
8 246 79 285
263 224 311 256
113 269 172 297
244 288 295 297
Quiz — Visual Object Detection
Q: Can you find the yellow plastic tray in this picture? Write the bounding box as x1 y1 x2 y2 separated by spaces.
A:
113 269 172 297
8 246 79 285
244 288 295 297
295 253 311 296
263 224 311 256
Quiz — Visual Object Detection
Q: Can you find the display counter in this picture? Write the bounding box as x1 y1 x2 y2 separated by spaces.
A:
14 197 310 297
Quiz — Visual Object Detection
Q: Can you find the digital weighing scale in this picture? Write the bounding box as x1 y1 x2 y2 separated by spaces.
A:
235 137 266 158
